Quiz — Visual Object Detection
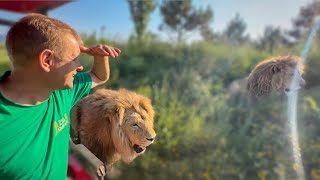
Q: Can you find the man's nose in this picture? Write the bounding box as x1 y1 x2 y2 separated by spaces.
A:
77 65 83 71
76 59 83 71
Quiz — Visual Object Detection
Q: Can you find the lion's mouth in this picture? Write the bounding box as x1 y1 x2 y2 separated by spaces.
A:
133 144 145 153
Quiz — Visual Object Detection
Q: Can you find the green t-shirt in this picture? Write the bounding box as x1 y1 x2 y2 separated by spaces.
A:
0 72 92 180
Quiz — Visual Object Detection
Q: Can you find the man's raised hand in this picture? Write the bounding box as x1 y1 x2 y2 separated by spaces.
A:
80 45 121 58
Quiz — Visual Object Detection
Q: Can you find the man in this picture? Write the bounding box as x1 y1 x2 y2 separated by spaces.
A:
0 13 121 179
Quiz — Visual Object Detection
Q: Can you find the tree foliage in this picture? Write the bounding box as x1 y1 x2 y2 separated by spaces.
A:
127 0 156 39
287 1 320 43
223 13 249 45
256 25 286 53
159 0 213 43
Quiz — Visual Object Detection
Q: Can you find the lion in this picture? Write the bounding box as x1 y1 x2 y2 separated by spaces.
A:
70 88 156 178
247 55 306 98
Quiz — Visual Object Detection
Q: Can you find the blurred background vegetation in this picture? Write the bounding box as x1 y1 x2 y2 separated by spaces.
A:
2 0 320 180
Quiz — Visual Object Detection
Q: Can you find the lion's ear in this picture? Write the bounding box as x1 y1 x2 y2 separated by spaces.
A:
117 107 125 125
272 65 281 73
139 98 154 120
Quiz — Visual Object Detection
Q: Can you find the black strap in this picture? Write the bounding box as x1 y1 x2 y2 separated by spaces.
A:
70 127 81 144
70 105 82 144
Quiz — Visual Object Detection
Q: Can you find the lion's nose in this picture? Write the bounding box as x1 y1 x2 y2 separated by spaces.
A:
300 78 306 87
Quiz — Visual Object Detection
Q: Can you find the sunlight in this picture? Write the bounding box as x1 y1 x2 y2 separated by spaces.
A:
288 15 320 180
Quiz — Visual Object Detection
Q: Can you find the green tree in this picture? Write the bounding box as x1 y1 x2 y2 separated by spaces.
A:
287 1 320 43
199 23 215 42
198 7 215 42
223 13 249 45
127 0 156 39
159 0 213 43
256 25 286 53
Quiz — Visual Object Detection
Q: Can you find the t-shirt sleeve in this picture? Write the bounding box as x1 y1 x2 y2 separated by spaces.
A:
68 72 92 107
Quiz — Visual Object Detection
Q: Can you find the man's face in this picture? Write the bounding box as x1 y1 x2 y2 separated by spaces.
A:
51 35 83 89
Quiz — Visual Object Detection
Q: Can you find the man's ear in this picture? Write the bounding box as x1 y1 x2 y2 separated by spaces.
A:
39 49 54 72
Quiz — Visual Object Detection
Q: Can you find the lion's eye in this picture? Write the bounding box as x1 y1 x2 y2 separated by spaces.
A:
133 124 139 128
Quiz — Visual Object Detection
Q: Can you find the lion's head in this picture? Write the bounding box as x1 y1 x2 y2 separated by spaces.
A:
71 88 156 165
247 55 306 98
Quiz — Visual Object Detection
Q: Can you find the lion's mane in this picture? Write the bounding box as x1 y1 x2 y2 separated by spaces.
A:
247 55 304 97
71 88 155 166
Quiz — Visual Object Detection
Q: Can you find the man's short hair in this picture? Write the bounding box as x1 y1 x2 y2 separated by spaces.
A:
6 13 82 67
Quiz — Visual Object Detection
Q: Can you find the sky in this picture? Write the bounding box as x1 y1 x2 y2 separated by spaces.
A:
0 0 313 41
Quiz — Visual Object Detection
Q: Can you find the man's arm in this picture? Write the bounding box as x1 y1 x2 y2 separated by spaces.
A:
80 45 121 89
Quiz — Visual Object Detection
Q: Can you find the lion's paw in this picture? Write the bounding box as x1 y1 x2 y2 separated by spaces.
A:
97 165 106 178
97 164 113 178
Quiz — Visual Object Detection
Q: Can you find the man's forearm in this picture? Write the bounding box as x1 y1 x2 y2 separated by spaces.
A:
90 56 110 82
80 44 120 88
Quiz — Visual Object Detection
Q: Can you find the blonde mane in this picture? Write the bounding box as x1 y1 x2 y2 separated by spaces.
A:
71 88 155 167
